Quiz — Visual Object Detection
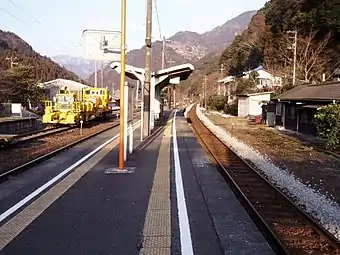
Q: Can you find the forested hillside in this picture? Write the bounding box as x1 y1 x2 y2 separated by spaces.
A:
220 0 340 82
0 30 85 106
185 0 340 97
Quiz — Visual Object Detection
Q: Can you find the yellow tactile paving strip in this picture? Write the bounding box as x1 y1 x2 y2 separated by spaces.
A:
139 114 173 255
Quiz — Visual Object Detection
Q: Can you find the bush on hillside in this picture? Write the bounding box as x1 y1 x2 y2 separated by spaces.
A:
207 95 228 111
224 102 238 116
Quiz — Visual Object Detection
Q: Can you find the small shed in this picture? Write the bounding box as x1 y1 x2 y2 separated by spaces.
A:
237 91 273 118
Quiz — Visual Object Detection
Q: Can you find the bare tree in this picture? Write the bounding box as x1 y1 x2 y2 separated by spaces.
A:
280 31 332 83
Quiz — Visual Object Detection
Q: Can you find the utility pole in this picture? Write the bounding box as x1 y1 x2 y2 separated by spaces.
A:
204 75 207 109
287 30 297 86
161 36 166 69
219 63 225 95
5 56 18 69
167 59 175 108
144 0 153 137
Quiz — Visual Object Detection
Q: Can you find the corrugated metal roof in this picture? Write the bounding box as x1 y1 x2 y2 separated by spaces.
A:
276 81 340 101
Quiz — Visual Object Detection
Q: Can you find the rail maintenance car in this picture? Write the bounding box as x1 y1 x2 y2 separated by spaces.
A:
42 87 111 125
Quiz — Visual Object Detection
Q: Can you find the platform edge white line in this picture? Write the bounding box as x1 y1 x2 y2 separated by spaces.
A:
0 120 141 223
173 110 194 255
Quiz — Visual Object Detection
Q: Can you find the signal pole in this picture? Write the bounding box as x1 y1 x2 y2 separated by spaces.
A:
144 0 153 137
5 56 18 69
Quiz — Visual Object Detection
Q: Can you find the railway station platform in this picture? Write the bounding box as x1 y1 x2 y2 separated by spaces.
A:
0 109 273 255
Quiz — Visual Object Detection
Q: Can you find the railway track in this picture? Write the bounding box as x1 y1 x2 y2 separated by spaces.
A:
0 112 133 148
189 105 340 255
0 112 141 181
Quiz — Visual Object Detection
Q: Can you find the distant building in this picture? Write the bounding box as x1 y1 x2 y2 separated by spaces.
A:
273 81 340 136
242 66 282 89
38 78 90 100
237 91 273 118
217 66 282 103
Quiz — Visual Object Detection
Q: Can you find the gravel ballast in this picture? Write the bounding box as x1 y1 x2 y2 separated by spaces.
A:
196 105 340 241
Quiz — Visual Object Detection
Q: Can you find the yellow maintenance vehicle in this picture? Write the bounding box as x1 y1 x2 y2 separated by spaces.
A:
42 87 111 125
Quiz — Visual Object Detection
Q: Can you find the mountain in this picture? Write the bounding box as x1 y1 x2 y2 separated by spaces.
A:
86 10 257 89
186 0 340 97
0 30 82 82
219 0 340 83
51 55 109 79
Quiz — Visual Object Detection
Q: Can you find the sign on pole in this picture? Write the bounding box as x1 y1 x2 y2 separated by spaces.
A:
82 29 122 61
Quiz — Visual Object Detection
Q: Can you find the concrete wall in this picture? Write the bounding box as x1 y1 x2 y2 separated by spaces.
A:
238 97 248 117
238 93 271 117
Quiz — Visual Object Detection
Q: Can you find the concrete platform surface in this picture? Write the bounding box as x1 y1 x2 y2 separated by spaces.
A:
0 109 273 255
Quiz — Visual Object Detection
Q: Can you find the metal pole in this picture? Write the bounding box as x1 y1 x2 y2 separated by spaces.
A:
119 0 127 169
140 81 144 141
136 80 140 102
293 31 297 86
124 82 128 161
101 61 104 87
144 0 152 137
129 83 134 154
94 61 98 87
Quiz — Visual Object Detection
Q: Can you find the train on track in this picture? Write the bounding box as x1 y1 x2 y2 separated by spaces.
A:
42 87 118 126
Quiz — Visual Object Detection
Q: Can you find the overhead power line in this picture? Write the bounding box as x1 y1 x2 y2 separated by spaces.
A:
0 7 31 27
5 0 79 52
154 0 162 39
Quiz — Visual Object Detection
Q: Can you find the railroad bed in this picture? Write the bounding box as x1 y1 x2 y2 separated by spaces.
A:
189 105 340 254
0 111 141 180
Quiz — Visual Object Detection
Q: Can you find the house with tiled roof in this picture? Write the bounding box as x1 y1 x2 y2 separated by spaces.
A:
273 81 340 136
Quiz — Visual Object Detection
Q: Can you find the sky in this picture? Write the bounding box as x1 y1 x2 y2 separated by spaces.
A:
0 0 268 58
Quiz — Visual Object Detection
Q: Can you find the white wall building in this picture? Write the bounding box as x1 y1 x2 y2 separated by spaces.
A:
217 66 282 102
37 78 90 100
242 66 282 89
237 91 273 117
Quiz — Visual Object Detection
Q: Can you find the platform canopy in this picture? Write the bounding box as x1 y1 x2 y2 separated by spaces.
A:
110 63 154 81
155 63 195 90
110 62 194 90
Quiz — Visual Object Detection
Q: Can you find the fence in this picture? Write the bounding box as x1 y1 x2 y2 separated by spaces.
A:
0 103 12 117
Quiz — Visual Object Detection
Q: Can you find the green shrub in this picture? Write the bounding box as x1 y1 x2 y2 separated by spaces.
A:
224 102 238 116
315 103 340 151
207 95 228 111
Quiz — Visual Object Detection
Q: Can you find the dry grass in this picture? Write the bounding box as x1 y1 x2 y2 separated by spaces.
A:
207 113 340 204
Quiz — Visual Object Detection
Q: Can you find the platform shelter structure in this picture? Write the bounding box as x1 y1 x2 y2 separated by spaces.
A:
111 62 194 130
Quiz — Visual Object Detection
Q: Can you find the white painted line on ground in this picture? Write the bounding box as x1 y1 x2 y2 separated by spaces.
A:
0 120 141 224
173 110 194 255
